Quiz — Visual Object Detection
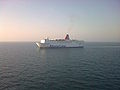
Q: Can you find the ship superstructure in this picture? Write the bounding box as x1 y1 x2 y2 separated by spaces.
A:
36 34 84 48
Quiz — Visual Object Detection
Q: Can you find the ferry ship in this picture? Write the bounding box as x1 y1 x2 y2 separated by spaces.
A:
36 34 84 48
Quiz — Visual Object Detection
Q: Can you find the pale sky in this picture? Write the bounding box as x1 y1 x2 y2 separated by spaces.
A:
0 0 120 42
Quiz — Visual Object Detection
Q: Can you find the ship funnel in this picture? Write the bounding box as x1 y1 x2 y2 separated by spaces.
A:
65 34 70 40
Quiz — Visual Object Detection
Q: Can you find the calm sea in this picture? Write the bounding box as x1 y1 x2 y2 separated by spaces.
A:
0 42 120 90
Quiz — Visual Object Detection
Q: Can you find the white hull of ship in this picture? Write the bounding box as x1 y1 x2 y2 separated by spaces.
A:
36 40 84 48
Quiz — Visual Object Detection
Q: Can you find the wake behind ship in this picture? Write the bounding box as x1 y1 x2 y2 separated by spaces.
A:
36 34 84 48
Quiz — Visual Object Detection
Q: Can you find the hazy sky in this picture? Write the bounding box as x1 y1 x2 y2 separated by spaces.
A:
0 0 120 42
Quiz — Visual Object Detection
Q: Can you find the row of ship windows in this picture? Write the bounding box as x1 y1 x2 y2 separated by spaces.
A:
50 45 66 47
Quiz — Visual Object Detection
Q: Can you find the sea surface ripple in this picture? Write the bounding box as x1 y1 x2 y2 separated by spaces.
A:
0 42 120 90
